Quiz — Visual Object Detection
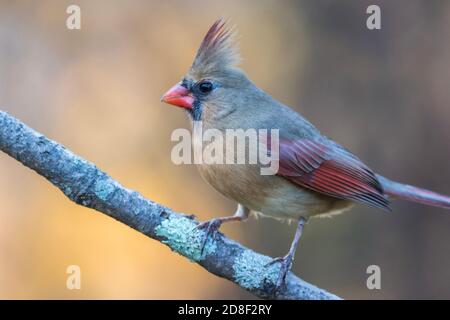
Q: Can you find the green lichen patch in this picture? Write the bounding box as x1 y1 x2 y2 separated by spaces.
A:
94 178 116 201
233 250 280 290
155 215 216 262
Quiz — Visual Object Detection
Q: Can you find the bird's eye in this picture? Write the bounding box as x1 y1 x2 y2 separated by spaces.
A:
198 81 214 94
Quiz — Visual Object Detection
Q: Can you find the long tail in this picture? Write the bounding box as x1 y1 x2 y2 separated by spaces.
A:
377 175 450 209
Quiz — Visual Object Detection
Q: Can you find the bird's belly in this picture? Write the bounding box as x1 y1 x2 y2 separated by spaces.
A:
197 163 353 220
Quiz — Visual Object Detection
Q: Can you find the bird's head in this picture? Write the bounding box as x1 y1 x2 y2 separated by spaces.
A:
161 19 252 122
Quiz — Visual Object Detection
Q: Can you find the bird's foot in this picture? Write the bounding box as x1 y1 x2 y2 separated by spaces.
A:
265 252 295 293
196 218 224 255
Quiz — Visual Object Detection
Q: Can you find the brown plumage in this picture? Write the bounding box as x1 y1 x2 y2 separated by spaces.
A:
191 19 240 76
161 19 450 292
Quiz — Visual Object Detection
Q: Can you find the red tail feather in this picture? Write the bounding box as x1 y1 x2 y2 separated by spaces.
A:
377 175 450 209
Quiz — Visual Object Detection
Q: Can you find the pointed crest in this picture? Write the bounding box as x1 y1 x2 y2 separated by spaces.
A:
191 19 240 74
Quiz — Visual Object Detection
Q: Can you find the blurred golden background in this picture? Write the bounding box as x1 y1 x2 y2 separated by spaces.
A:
1 0 450 299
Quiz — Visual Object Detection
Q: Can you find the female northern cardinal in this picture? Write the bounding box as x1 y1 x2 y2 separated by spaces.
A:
161 19 450 290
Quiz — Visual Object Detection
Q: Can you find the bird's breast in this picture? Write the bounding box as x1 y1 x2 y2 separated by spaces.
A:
191 123 353 220
196 162 353 220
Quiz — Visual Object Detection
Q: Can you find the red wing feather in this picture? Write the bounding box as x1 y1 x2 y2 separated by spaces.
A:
277 139 390 211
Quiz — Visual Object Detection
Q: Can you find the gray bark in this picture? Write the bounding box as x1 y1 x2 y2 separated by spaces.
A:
0 110 340 300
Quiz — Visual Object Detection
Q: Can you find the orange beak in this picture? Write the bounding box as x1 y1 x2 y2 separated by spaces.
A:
161 83 194 109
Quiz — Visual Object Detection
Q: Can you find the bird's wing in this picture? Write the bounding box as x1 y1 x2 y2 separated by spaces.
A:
276 139 390 211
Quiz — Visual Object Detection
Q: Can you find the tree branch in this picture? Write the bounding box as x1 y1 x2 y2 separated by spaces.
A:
0 110 340 300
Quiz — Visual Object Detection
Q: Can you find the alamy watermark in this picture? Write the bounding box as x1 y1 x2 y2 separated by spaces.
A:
366 264 381 290
170 121 280 175
366 5 381 30
66 5 81 30
66 265 81 290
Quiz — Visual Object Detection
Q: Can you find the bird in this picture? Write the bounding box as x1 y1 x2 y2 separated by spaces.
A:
161 19 450 291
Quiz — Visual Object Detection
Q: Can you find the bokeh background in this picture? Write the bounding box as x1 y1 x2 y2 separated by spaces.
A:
0 0 450 299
